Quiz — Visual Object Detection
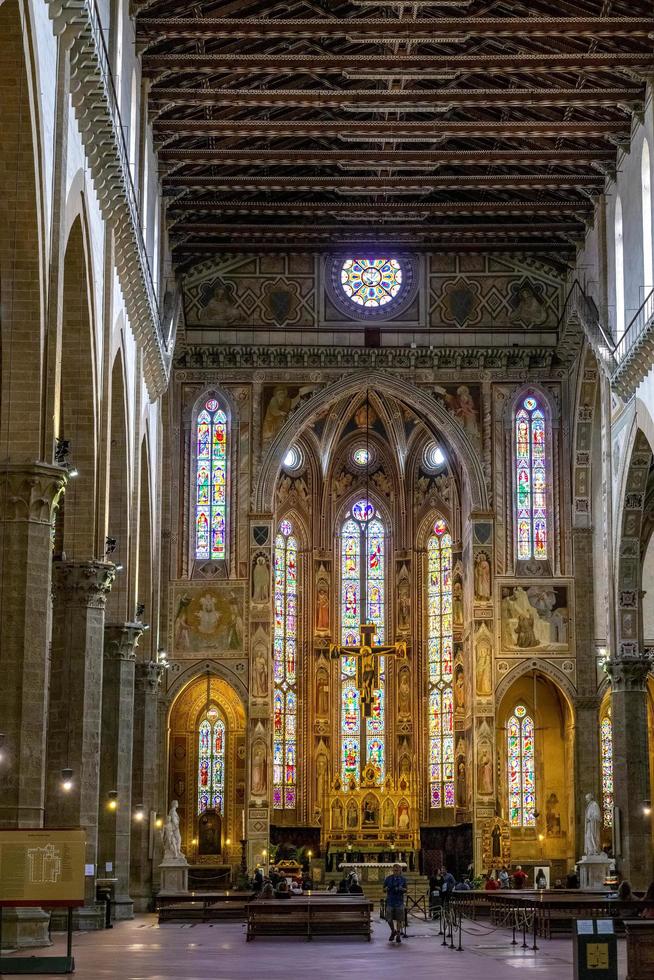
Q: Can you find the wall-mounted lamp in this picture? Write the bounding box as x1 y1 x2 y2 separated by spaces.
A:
107 790 118 811
61 768 74 792
643 800 652 817
134 803 146 822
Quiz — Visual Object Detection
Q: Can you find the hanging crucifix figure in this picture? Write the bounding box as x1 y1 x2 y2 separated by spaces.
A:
330 622 407 718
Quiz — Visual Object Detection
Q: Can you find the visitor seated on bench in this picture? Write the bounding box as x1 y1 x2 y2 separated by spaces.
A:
261 881 274 898
337 876 350 894
641 881 654 919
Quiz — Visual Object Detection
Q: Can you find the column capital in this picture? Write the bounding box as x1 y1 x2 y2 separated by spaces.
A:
605 652 653 692
104 622 145 662
135 660 163 691
52 559 116 608
0 461 67 524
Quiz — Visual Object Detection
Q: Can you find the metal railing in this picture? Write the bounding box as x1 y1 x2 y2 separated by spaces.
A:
614 286 654 366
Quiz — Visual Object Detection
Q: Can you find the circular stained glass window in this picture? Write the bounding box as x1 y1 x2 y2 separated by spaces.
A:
280 519 293 537
352 448 371 467
283 446 302 471
352 499 374 522
523 397 537 411
341 258 402 308
205 398 219 412
423 443 446 472
514 704 527 718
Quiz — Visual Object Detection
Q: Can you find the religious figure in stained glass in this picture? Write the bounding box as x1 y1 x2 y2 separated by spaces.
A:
600 707 613 828
339 500 386 782
427 520 455 808
197 715 225 815
515 395 548 561
507 704 536 827
195 396 228 560
272 520 298 809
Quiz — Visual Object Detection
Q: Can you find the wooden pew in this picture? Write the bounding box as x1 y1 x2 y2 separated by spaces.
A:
246 895 373 941
156 890 254 923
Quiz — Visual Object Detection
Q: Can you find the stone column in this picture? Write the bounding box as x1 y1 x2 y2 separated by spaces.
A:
606 653 653 889
130 660 161 912
98 622 143 920
572 527 601 853
46 559 115 929
0 463 66 948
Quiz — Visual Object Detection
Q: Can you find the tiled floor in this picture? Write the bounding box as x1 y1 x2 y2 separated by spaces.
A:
3 914 628 979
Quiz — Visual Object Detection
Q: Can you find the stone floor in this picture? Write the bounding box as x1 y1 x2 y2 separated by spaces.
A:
3 914 628 979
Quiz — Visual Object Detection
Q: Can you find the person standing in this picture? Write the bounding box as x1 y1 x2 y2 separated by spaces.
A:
440 866 456 903
383 863 407 945
513 866 528 889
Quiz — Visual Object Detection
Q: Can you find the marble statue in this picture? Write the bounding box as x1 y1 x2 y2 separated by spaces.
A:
584 792 602 856
162 800 184 863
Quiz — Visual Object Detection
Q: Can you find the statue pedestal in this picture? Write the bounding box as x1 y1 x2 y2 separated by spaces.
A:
159 858 189 896
578 852 611 890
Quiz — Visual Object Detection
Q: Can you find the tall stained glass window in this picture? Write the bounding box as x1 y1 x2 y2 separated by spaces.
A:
600 707 614 828
197 715 226 815
507 704 536 827
273 519 298 809
427 519 454 808
340 499 385 783
195 397 228 560
515 395 547 561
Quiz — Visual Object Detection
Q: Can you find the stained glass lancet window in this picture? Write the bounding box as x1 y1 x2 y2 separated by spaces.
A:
195 397 228 560
600 707 614 828
427 519 454 808
273 520 298 809
340 499 385 783
515 395 547 561
197 716 225 815
507 704 536 827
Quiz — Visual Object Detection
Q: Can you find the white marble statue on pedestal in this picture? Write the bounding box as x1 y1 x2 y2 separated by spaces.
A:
159 800 189 894
578 792 610 889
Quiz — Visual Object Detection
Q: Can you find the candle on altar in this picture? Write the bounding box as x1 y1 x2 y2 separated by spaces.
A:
242 808 246 840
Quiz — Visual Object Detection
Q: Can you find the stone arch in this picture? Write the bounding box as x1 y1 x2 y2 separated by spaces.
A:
56 213 99 558
495 657 577 709
166 668 246 857
255 372 488 514
106 348 131 620
0 0 46 456
615 427 653 656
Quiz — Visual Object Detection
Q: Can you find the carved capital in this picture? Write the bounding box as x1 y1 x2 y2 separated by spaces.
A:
104 622 144 661
135 660 163 691
605 652 653 692
52 559 116 608
0 462 67 524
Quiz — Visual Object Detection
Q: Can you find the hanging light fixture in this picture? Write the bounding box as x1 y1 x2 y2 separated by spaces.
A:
60 768 74 792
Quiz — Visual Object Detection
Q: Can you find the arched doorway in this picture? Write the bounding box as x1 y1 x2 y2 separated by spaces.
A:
167 673 246 870
497 670 575 881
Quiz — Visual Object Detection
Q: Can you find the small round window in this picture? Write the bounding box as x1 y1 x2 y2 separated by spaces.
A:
327 253 417 320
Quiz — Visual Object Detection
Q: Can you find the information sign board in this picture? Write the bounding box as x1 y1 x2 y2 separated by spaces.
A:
0 829 86 905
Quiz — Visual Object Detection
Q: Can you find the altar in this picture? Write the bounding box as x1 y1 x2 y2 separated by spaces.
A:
337 861 408 885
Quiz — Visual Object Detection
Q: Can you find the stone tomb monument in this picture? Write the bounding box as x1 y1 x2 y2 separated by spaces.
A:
578 792 610 889
158 800 189 895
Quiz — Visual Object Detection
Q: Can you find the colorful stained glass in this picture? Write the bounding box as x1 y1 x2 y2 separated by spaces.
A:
515 396 548 562
341 257 403 308
600 708 613 828
197 716 225 815
352 448 370 467
340 501 385 783
195 398 228 560
427 521 454 808
508 704 536 827
272 522 299 810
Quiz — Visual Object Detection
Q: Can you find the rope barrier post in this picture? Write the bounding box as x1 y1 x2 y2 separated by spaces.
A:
532 907 539 951
441 906 448 946
449 907 455 950
522 910 528 949
512 909 517 946
457 908 463 951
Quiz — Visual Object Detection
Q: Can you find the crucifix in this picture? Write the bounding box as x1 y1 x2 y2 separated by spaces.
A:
330 622 408 718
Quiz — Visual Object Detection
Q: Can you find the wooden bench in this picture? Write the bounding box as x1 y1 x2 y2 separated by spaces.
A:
156 890 254 923
246 896 373 941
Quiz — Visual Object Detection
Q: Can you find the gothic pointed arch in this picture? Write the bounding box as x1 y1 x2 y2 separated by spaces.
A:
189 388 234 572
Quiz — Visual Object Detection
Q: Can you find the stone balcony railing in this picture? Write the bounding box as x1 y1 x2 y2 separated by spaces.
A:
46 0 177 397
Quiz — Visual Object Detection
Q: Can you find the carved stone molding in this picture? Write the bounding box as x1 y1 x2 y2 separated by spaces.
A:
52 560 116 608
104 622 145 662
0 462 67 524
605 653 653 692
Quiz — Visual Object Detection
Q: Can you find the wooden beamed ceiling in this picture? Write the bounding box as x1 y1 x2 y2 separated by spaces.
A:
137 0 654 269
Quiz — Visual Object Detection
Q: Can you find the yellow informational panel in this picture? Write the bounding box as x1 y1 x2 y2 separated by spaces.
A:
0 829 86 904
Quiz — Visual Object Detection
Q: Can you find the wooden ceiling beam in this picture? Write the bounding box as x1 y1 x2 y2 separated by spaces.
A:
149 86 643 110
136 16 654 40
154 118 627 139
169 200 589 216
142 52 653 75
172 241 577 256
171 220 582 234
158 148 615 166
163 174 604 191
